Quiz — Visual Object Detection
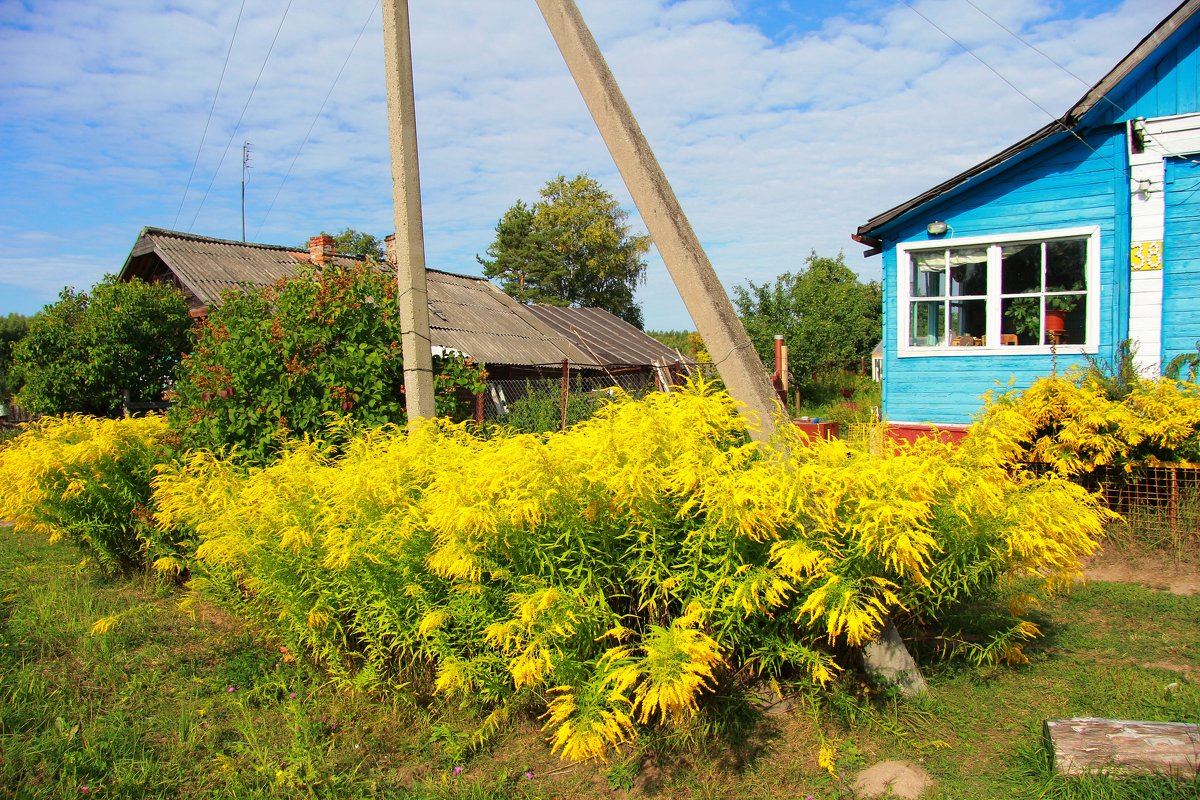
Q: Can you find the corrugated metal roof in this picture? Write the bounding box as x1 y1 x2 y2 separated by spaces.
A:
118 227 603 368
527 305 690 366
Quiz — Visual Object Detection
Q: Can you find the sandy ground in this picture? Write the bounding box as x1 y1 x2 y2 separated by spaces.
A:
1081 547 1200 596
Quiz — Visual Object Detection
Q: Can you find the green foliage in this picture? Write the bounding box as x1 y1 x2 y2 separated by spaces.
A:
796 370 880 427
154 380 1107 762
1083 339 1140 400
646 330 697 360
167 261 486 465
0 415 181 575
733 252 881 383
11 277 191 416
499 380 603 434
0 313 31 403
1165 340 1200 383
478 174 650 328
4 510 1198 797
326 227 385 261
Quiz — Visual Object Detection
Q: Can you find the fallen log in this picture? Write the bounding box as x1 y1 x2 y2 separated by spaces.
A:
1044 717 1200 777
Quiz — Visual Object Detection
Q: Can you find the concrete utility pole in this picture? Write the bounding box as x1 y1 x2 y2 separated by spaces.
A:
535 0 780 441
381 0 436 423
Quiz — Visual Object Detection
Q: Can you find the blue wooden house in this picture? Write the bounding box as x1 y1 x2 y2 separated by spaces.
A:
855 0 1200 431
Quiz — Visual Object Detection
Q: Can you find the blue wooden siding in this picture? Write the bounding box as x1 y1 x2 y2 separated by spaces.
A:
878 128 1125 425
1105 25 1200 124
1164 157 1200 366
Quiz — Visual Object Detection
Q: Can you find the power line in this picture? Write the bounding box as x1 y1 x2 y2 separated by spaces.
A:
188 0 295 232
960 0 1200 167
173 0 247 229
899 0 1117 171
254 1 381 241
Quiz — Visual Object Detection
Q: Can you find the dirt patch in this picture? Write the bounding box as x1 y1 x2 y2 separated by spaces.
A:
1081 549 1200 596
852 760 935 799
1140 660 1198 682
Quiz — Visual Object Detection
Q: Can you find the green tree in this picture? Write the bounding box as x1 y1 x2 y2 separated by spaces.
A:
478 174 651 328
168 262 486 464
330 228 386 261
733 253 882 385
12 278 191 416
0 313 31 403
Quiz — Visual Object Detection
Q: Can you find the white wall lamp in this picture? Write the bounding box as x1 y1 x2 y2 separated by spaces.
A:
926 220 950 236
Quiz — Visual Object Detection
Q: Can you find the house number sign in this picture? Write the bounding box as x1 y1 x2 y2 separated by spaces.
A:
1130 240 1163 271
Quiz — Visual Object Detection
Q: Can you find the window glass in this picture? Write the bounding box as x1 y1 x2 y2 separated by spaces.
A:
949 248 987 296
949 299 986 344
1044 295 1087 345
1046 238 1086 292
909 301 945 347
911 251 944 297
1001 296 1041 346
1001 242 1040 294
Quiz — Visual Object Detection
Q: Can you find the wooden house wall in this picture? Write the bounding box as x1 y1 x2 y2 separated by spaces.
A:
877 127 1128 425
1104 25 1200 125
1164 157 1200 367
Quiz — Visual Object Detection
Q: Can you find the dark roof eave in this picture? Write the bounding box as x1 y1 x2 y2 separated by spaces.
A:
856 119 1066 239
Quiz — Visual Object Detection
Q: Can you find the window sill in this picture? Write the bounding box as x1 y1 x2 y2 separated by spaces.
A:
897 343 1097 358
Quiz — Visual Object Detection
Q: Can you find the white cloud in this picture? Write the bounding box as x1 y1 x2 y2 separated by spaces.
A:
0 0 1181 328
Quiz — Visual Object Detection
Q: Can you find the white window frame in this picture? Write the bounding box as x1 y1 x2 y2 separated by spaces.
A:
896 226 1101 358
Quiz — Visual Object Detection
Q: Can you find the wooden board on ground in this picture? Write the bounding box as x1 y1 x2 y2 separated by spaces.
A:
1044 717 1200 777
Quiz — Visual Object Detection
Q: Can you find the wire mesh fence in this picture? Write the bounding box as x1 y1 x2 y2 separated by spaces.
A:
482 368 670 433
1094 463 1200 553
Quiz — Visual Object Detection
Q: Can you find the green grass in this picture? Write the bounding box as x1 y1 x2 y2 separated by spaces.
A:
1 526 1197 799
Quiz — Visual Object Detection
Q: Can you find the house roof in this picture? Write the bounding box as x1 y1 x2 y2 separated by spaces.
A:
119 227 604 368
856 0 1200 241
526 305 692 367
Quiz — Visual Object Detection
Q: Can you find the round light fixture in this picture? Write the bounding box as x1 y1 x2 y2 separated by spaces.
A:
926 221 949 236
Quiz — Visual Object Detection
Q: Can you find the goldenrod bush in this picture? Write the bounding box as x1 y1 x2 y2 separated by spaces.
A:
977 371 1200 476
0 414 180 575
154 380 1107 761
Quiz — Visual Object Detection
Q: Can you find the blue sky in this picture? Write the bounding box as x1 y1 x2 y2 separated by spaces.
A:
0 0 1177 329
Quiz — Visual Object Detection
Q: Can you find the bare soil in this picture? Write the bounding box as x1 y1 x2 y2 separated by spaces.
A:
1081 546 1200 596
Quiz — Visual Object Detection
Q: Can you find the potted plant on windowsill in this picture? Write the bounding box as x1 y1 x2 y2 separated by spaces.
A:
1005 290 1082 340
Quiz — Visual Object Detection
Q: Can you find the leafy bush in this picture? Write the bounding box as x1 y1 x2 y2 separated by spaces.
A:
154 380 1106 762
499 381 602 434
12 278 191 416
0 414 181 575
977 370 1200 476
734 253 882 382
0 313 31 403
167 261 486 464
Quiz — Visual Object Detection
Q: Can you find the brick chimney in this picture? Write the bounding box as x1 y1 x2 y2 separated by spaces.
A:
384 233 396 266
308 234 335 266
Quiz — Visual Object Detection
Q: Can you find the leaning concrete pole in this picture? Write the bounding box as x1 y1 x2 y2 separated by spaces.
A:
381 0 436 423
535 0 779 441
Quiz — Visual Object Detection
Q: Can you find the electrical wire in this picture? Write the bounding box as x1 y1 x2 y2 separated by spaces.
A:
173 0 247 230
253 0 381 240
899 0 1118 172
187 0 295 232
961 0 1200 168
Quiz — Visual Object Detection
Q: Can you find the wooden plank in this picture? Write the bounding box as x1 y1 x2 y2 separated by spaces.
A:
1044 717 1200 777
